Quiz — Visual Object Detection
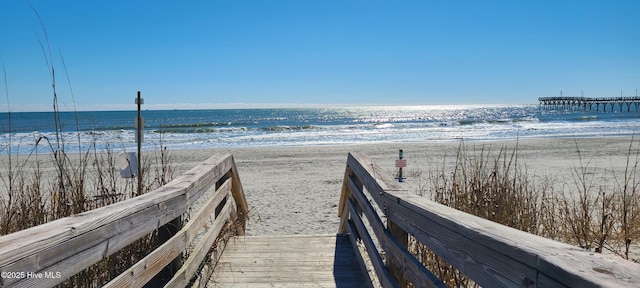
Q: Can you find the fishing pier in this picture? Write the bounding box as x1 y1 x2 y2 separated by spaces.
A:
539 96 640 112
2 154 640 287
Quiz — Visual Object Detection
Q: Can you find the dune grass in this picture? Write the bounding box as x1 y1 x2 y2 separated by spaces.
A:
0 137 174 287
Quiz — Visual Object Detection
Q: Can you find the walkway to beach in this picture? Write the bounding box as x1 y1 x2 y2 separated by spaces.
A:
204 150 370 287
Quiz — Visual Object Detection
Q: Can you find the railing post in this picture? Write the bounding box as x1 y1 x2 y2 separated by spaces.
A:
229 159 249 236
388 220 409 287
338 165 353 233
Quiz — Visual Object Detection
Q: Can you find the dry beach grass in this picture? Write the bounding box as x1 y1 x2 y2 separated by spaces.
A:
0 143 174 287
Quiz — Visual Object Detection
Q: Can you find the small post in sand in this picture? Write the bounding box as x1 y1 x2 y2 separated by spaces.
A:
395 149 406 182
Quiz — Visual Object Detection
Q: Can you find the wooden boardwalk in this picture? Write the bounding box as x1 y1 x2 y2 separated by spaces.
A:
209 234 371 287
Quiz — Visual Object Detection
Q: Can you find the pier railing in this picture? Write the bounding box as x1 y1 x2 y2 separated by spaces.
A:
0 153 248 288
338 152 640 287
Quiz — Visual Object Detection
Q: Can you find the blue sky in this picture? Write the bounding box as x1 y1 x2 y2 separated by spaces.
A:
1 1 639 111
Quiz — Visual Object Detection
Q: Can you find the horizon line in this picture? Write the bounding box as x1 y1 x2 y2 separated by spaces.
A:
2 102 539 112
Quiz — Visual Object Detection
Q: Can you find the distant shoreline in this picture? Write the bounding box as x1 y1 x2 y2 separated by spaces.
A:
1 103 540 113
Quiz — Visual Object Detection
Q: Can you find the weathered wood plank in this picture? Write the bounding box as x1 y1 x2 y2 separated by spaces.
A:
346 199 398 288
0 184 186 267
342 231 375 288
185 180 231 244
211 235 369 287
212 241 352 252
383 189 640 287
387 219 409 286
228 155 249 235
103 180 233 288
105 232 186 288
1 193 188 287
346 175 444 288
536 272 568 288
383 192 535 287
165 197 235 288
0 153 242 288
213 257 363 266
3 241 110 288
214 264 365 274
214 273 364 282
192 213 236 288
338 165 352 218
186 156 225 204
345 152 404 209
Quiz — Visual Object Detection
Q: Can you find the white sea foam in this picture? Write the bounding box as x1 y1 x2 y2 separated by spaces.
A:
1 105 639 154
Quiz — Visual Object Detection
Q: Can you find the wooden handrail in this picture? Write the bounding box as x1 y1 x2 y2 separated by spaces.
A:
0 153 248 288
338 152 640 287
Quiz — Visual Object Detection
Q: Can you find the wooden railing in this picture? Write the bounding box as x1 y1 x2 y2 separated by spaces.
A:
0 153 248 288
338 152 640 288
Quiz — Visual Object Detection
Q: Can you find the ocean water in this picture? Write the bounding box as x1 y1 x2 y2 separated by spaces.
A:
1 105 639 154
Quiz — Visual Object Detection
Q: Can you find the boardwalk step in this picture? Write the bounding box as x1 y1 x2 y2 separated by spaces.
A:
209 234 370 288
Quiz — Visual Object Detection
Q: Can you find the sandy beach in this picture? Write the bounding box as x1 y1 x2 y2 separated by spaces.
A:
161 136 639 236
